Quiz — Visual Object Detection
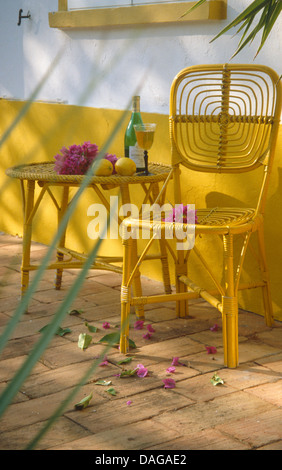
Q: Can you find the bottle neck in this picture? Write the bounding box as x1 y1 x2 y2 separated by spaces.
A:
132 96 140 113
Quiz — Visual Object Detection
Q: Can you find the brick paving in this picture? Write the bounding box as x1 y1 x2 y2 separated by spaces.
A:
0 232 282 450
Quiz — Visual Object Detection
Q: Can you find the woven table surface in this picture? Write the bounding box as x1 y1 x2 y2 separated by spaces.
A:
6 161 172 184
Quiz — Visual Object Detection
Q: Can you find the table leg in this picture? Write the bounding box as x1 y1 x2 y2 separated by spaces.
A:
21 180 35 299
55 185 69 290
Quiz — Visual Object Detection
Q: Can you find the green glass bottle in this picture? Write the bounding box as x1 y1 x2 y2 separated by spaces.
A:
124 96 145 172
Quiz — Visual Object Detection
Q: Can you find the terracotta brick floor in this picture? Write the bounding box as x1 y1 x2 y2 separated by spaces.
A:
0 232 282 451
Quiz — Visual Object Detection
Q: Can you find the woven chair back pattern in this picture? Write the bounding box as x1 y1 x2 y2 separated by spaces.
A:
169 64 282 173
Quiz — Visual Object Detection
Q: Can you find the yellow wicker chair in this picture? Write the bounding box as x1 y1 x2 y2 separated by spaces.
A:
120 64 282 368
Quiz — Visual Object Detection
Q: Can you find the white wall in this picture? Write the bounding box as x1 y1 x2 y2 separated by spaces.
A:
1 0 282 114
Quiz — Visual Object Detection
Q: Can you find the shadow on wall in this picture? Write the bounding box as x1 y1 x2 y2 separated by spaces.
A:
202 159 282 319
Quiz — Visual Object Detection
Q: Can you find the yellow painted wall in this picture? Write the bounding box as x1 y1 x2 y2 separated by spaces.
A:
1 99 282 320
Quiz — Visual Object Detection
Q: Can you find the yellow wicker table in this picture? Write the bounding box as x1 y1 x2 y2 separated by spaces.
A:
6 161 173 314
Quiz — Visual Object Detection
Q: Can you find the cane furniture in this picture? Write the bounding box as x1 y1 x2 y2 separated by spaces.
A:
119 64 282 368
6 161 173 316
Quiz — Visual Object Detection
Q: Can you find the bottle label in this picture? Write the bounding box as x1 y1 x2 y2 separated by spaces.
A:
129 144 145 168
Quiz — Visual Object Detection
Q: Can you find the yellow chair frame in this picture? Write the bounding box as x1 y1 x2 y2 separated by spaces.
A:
119 64 282 368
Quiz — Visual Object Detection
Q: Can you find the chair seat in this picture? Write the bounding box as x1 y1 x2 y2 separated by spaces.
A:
196 207 256 229
122 207 257 238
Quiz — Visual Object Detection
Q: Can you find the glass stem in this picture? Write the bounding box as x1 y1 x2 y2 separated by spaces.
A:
144 150 148 175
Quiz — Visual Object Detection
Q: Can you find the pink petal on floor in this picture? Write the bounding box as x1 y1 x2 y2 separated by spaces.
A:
137 367 148 377
163 378 176 389
134 320 144 330
142 332 152 340
171 357 185 366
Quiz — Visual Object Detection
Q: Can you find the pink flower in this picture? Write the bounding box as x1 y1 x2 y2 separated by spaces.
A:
163 204 198 224
147 324 155 333
104 153 118 174
205 346 217 354
134 320 144 330
163 378 176 389
135 364 148 377
54 141 100 175
171 357 180 366
81 141 99 158
142 332 152 340
126 400 132 405
102 322 110 329
166 366 176 374
99 356 109 366
137 367 148 377
210 324 219 332
171 357 185 366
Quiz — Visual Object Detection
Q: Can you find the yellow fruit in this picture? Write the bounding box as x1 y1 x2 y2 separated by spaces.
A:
93 158 113 176
115 157 136 176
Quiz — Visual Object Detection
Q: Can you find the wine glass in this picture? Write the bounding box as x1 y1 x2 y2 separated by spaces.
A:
134 123 156 176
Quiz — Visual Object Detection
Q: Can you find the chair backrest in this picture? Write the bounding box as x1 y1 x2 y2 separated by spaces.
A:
169 64 282 174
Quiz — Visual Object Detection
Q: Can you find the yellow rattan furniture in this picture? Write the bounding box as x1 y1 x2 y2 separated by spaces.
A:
119 64 282 368
6 161 173 314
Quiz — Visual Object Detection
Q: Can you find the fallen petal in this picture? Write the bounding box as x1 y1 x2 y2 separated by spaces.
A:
134 320 144 330
163 378 176 389
205 346 217 354
102 322 111 329
142 332 152 340
137 367 148 377
147 324 155 333
171 357 183 366
210 324 219 332
166 366 176 374
99 355 109 366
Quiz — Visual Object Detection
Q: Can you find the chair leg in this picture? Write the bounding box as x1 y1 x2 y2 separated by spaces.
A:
131 238 144 320
257 224 274 326
120 237 133 354
222 295 238 368
173 165 188 316
158 238 172 295
175 251 189 318
120 183 144 320
222 234 238 368
151 183 172 294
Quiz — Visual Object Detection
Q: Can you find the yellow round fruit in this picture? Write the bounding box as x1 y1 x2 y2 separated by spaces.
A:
115 157 136 176
93 158 113 176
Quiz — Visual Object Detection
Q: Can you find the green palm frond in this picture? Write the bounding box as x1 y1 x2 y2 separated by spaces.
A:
179 0 207 17
182 0 282 57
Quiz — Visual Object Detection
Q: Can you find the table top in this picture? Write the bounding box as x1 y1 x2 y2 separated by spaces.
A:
6 161 173 185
